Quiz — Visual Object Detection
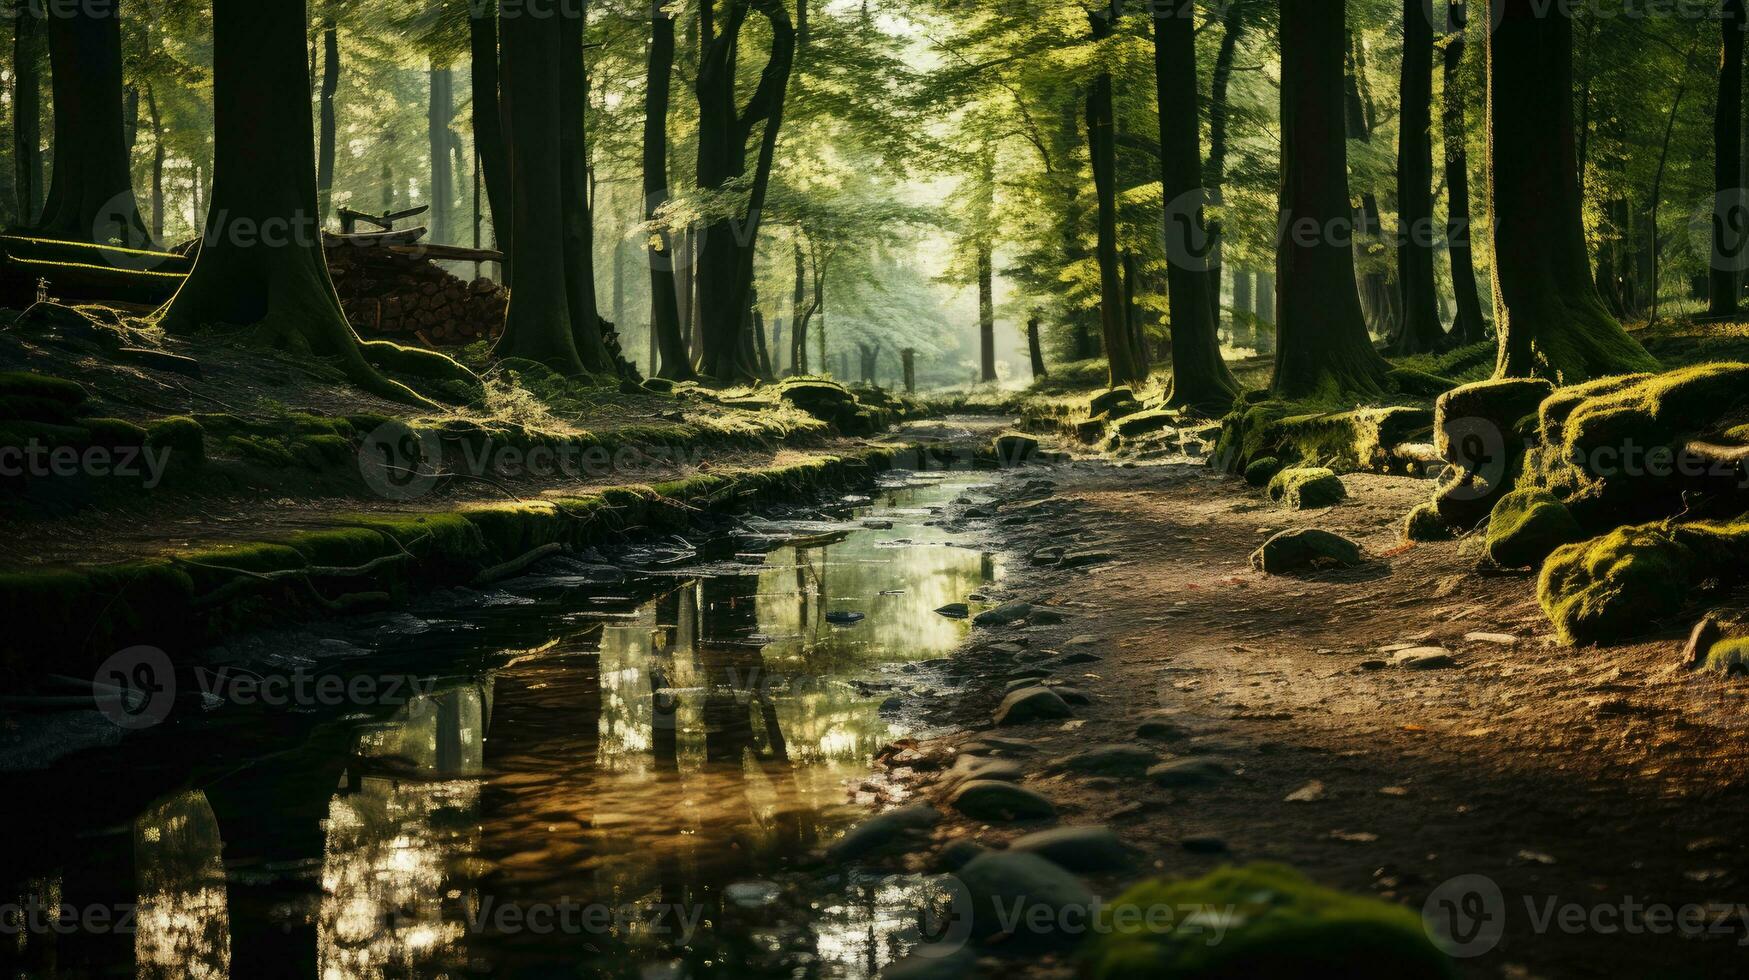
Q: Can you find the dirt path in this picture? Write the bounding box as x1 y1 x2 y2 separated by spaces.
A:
899 454 1749 977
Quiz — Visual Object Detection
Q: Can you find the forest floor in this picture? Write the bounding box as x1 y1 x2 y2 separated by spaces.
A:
888 449 1749 978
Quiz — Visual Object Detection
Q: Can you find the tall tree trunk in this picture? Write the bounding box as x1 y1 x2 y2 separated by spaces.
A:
1154 0 1239 413
145 85 165 242
1709 0 1747 317
469 2 511 267
557 4 614 373
1344 38 1396 339
493 0 587 375
1443 1 1488 345
693 0 795 381
13 2 44 225
317 20 339 220
1232 267 1254 348
428 65 453 245
1088 4 1146 387
1487 0 1657 379
790 242 812 374
162 0 450 407
1027 316 1048 378
39 0 150 246
1203 0 1248 323
1391 0 1445 353
1273 0 1390 398
977 240 997 382
1255 268 1275 353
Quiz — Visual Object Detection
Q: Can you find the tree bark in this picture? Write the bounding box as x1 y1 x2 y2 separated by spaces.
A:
1203 0 1248 323
1391 0 1445 353
13 1 44 225
1027 316 1048 379
317 20 339 220
1443 1 1488 345
693 0 795 381
428 65 453 245
1154 0 1239 414
145 84 164 242
790 241 814 374
1088 4 1146 387
493 0 587 374
978 240 997 382
1232 267 1253 349
1344 37 1397 340
557 4 615 373
1273 0 1391 398
161 0 450 406
39 0 150 246
1487 0 1658 379
469 2 511 267
1709 0 1747 317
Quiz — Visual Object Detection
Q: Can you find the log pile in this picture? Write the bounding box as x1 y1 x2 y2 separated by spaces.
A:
327 243 506 347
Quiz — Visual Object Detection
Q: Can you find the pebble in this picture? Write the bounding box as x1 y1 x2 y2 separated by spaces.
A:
1393 647 1457 670
948 780 1058 821
1147 758 1233 788
994 686 1074 726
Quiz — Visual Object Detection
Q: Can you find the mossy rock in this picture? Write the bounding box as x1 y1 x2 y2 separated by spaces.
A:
1114 409 1178 439
1430 458 1520 531
146 416 204 465
1561 363 1749 461
1089 387 1139 418
1485 488 1583 568
1082 863 1454 980
1273 407 1433 473
1244 456 1283 488
1212 399 1295 472
77 417 148 450
1535 523 1745 645
1402 502 1454 542
1251 528 1362 574
1702 637 1749 673
0 370 90 423
1267 467 1346 510
991 432 1041 464
1434 377 1554 466
1536 373 1651 444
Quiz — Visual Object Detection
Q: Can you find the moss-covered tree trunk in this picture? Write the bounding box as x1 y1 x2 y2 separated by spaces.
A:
492 0 587 375
1487 0 1658 380
1443 1 1488 345
13 2 44 225
1391 0 1445 354
644 1 694 380
978 240 997 382
1088 4 1146 388
1274 0 1390 399
161 0 449 406
1709 0 1747 318
557 5 615 374
39 0 150 247
1154 0 1239 415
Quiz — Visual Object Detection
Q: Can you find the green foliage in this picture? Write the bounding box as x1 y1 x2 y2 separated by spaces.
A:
1082 864 1453 980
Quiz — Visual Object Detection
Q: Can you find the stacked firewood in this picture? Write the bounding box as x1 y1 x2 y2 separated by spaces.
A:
328 244 505 347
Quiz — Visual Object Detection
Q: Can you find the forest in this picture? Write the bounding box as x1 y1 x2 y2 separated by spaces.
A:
3 0 1749 977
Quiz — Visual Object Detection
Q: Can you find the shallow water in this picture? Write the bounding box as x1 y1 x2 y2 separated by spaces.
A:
2 473 1003 978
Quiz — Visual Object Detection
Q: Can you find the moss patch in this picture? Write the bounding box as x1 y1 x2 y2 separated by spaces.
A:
1082 863 1453 980
1536 521 1749 645
1244 456 1283 488
1251 529 1363 574
1267 467 1347 510
1486 488 1583 568
1403 502 1453 542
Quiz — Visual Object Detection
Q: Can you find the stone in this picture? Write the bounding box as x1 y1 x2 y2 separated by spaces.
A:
826 804 941 862
1463 631 1519 646
1059 550 1114 568
1050 651 1102 666
1043 744 1158 777
1266 467 1347 510
1088 386 1139 417
1681 615 1723 668
1485 487 1583 568
1436 376 1555 465
993 686 1073 726
1135 718 1191 741
945 755 1026 787
1027 605 1070 624
948 780 1058 821
974 600 1032 627
958 736 1037 756
955 851 1094 944
1008 825 1138 873
936 839 990 872
1147 758 1233 788
1250 528 1363 574
1392 647 1457 670
991 432 1040 465
934 602 969 619
1114 409 1178 438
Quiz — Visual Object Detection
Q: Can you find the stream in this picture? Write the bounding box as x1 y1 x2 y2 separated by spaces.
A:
1 469 1010 978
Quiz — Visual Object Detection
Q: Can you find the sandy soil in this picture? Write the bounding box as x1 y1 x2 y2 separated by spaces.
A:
895 453 1749 978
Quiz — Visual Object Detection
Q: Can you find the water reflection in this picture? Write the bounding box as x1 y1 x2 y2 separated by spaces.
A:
6 476 1001 978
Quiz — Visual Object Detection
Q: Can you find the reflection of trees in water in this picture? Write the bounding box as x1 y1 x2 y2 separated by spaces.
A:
133 789 230 980
315 680 490 979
